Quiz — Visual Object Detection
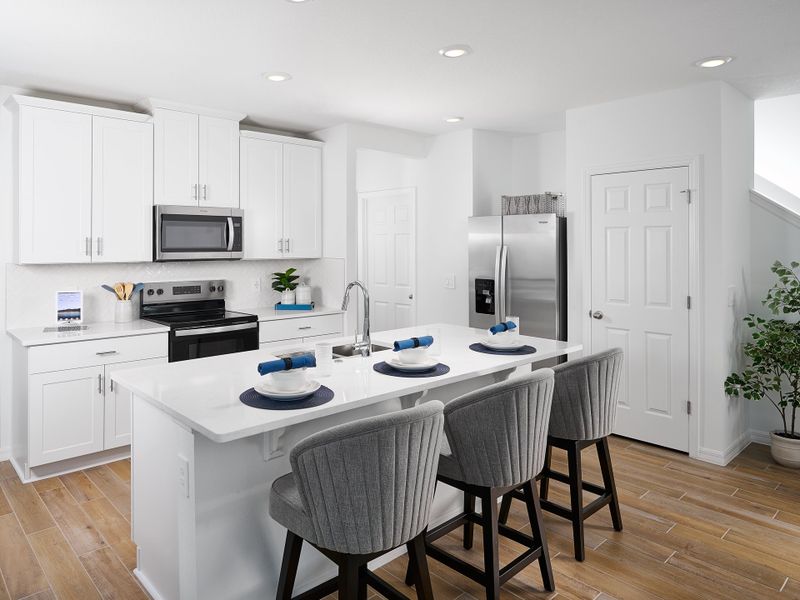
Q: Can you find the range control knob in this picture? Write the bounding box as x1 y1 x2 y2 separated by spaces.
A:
209 285 217 292
217 285 224 292
147 289 155 296
156 288 164 295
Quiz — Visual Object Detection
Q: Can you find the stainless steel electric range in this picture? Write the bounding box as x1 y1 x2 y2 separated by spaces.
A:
140 280 258 362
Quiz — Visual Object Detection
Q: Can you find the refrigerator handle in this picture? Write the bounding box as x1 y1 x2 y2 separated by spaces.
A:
499 245 508 321
494 245 503 324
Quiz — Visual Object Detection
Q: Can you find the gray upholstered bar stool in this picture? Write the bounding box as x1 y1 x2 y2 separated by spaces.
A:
406 369 556 600
499 348 625 561
269 401 444 600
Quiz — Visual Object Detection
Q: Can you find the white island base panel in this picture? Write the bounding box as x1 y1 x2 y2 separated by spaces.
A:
122 325 581 600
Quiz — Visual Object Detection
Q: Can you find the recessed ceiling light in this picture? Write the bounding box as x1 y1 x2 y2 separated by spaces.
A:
444 116 464 123
438 45 473 59
263 72 292 82
694 56 733 68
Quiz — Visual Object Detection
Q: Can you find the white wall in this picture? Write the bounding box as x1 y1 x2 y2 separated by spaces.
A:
565 81 753 463
511 130 567 195
755 93 800 199
473 130 513 217
356 148 421 192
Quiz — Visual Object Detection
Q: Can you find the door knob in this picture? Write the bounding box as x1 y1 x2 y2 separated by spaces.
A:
408 294 414 300
592 310 604 320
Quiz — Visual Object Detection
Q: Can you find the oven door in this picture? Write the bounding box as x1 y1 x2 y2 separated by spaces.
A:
169 321 259 362
155 205 244 261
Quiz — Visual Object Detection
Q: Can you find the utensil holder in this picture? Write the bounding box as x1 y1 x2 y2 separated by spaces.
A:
115 300 133 324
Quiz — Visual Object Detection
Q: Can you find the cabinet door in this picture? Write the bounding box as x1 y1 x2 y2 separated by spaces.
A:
240 137 283 259
283 143 322 258
18 106 92 264
104 357 166 449
29 366 104 467
199 116 240 208
153 109 199 206
92 117 154 263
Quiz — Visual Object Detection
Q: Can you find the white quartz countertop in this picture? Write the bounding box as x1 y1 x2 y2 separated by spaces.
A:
8 319 170 347
112 324 582 443
232 305 344 322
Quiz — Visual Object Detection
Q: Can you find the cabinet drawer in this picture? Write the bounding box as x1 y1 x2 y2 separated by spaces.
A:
259 314 343 344
28 333 168 374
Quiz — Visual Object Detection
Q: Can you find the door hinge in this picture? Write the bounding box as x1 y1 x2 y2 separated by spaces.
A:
687 400 692 415
681 189 692 204
686 296 691 309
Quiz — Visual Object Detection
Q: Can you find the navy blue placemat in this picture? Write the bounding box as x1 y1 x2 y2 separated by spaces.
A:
373 362 451 378
240 385 334 410
469 343 537 356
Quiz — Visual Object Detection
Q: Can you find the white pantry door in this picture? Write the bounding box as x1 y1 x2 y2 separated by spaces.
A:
363 189 416 331
590 167 690 451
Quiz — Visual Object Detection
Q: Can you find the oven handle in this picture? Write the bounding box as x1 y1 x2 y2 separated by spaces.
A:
174 322 258 337
226 217 235 252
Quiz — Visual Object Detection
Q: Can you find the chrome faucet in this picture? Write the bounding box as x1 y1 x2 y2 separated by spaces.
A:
341 281 371 356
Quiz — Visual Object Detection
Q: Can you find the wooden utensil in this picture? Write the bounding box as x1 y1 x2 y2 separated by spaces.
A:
124 283 134 301
114 283 125 301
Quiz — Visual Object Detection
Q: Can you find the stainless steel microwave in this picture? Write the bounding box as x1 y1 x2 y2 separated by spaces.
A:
154 205 244 261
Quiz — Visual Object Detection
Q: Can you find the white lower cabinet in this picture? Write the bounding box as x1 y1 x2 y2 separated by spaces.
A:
13 333 168 472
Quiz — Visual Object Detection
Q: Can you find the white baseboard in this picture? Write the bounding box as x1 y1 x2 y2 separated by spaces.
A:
0 447 9 462
748 429 772 445
697 429 752 466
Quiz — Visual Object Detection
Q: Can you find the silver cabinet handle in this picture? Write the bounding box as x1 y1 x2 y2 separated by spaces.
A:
285 238 290 253
96 350 119 356
192 183 198 203
277 239 284 253
298 326 313 330
592 311 604 320
98 374 103 394
110 379 114 392
96 237 103 256
85 237 91 256
202 184 208 202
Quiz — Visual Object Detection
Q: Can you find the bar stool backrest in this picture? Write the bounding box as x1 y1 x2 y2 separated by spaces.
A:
548 348 624 441
289 401 444 554
443 368 555 488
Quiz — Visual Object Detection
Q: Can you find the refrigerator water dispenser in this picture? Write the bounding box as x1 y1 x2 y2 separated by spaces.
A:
475 278 495 315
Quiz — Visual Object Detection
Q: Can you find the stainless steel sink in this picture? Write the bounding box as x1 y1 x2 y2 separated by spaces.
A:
332 343 391 358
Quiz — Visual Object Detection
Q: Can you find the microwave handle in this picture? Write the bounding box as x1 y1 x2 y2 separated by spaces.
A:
226 217 235 252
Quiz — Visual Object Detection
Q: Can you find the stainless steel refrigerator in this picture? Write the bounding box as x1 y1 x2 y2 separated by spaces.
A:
469 214 566 341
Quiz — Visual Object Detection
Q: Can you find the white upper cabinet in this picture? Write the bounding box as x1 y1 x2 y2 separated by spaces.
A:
199 116 240 208
92 116 154 263
147 101 244 208
283 143 322 258
240 136 283 259
17 105 93 264
153 109 199 206
8 95 153 265
239 131 323 260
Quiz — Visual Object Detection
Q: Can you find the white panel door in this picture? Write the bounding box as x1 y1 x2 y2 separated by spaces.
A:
29 366 104 466
199 115 240 208
18 106 92 264
363 189 416 331
153 109 199 206
240 137 283 259
283 143 322 257
590 167 690 451
92 116 154 263
104 357 166 449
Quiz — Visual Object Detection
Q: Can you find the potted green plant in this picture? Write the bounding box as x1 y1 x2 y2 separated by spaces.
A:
725 261 800 468
272 268 300 305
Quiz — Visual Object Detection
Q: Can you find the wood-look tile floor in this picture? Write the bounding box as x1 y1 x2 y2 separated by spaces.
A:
1 437 799 600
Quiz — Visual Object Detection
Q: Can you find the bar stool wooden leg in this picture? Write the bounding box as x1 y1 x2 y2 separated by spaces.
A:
597 437 623 532
406 532 435 600
463 492 476 549
276 531 303 600
482 488 501 600
339 557 360 600
498 491 513 526
522 480 554 592
567 441 585 561
539 442 553 501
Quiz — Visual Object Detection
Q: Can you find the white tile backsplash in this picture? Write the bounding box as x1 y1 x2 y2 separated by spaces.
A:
6 258 345 328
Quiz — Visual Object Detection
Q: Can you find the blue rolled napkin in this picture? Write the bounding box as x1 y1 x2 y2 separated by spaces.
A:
489 321 518 335
257 353 316 376
393 336 434 352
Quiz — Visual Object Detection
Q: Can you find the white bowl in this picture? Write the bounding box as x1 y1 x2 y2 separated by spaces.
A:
397 346 430 364
268 369 309 392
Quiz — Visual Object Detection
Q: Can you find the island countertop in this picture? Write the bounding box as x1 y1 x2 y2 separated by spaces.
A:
113 323 581 444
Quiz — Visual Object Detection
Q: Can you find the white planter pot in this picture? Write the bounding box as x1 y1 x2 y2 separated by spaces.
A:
281 290 296 306
770 431 800 468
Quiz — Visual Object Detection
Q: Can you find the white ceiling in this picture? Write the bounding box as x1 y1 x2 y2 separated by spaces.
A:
2 0 800 135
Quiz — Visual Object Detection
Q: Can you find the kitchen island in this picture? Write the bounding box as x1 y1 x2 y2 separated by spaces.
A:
113 324 581 600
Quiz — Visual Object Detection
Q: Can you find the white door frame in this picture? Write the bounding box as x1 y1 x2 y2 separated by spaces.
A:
581 155 702 459
357 187 418 327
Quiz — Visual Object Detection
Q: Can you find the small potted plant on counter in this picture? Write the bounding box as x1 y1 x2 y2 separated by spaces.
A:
725 261 800 468
272 267 300 306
